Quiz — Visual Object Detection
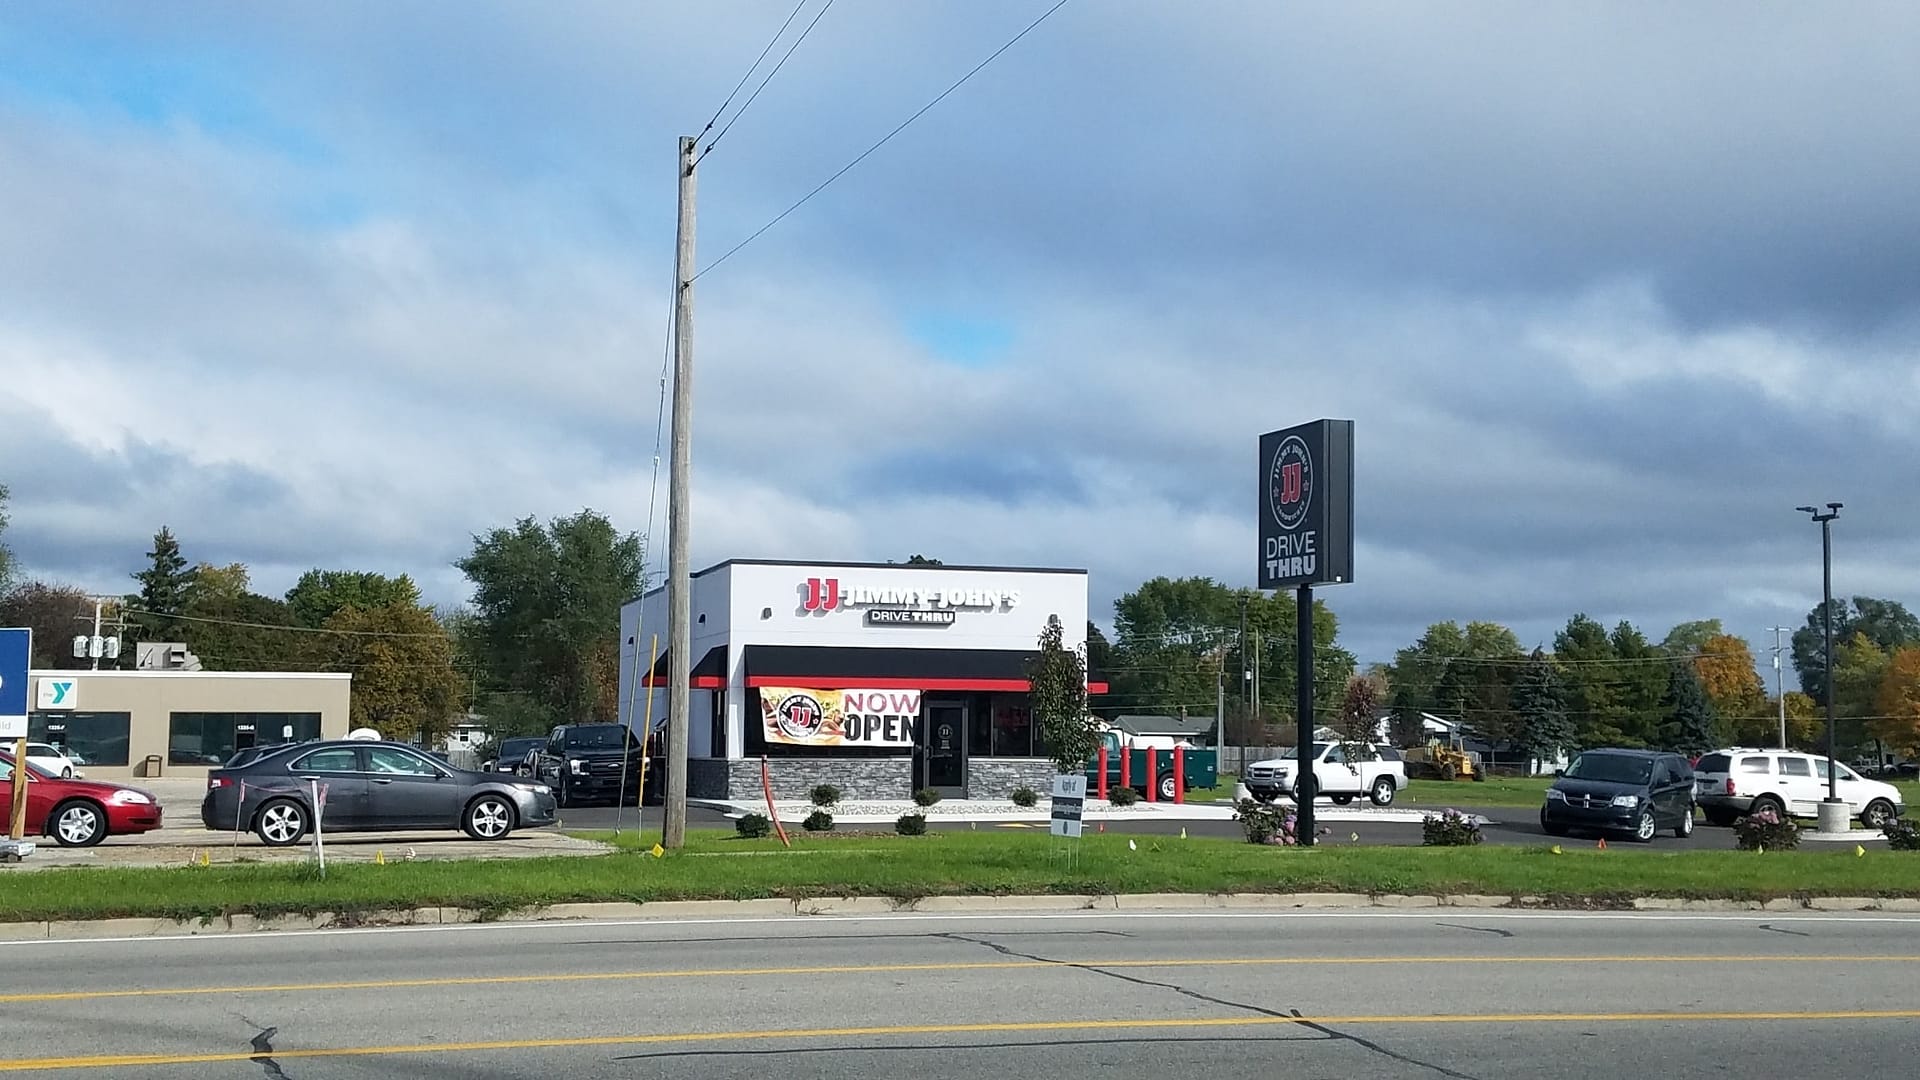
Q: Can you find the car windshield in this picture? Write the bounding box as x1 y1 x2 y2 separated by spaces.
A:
1565 753 1653 785
1277 743 1330 760
502 739 542 754
565 727 631 749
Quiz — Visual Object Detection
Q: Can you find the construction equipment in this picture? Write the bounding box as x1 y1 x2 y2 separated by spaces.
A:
1404 740 1481 781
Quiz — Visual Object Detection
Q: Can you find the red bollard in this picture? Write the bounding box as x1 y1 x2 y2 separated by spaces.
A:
1174 745 1186 804
1146 750 1158 802
1120 745 1131 793
1097 746 1109 801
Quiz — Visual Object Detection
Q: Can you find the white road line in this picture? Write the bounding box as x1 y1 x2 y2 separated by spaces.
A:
13 908 1920 948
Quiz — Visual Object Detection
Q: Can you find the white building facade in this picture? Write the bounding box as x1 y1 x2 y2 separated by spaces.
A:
617 560 1100 800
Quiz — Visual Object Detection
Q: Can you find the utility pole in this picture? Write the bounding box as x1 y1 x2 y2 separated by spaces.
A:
663 135 697 849
1768 625 1790 749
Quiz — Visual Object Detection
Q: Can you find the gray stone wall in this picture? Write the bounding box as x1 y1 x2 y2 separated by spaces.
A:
724 757 914 801
967 758 1061 799
687 759 732 800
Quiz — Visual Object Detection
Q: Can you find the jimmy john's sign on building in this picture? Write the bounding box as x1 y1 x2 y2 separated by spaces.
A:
1257 419 1355 590
761 687 923 747
799 576 1021 627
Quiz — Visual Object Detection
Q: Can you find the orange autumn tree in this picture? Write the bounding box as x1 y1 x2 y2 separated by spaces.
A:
1692 633 1767 743
1871 648 1920 756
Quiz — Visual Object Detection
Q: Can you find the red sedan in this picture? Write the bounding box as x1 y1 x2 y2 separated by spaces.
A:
0 751 164 847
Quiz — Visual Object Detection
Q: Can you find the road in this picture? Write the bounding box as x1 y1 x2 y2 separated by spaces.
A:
4 910 1918 1077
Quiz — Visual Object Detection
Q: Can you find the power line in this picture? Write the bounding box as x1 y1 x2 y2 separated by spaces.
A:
697 0 813 140
696 0 837 166
122 607 446 639
693 0 1074 281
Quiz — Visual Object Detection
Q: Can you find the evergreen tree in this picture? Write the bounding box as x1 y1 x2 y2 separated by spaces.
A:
129 527 194 639
1511 648 1576 766
1661 661 1719 756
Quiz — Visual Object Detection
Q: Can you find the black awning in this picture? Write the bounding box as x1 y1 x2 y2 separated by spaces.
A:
742 645 1039 691
642 646 726 687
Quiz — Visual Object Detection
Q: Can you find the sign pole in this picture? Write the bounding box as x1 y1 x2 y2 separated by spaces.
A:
2 628 32 844
1295 584 1316 846
7 736 26 841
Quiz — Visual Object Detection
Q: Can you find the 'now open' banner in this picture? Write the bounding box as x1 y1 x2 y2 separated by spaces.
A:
760 687 922 747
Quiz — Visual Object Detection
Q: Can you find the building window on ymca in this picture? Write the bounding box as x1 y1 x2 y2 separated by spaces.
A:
169 712 322 766
28 712 133 768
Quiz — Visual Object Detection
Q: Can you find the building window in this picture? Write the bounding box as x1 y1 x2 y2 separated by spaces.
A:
991 699 1033 756
28 712 132 768
169 713 322 766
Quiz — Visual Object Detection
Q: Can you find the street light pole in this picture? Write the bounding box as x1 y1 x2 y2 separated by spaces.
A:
1796 503 1842 806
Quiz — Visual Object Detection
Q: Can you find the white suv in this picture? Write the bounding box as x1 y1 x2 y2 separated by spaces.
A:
1693 748 1904 829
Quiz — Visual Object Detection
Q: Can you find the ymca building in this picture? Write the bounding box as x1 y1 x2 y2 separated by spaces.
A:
618 559 1105 801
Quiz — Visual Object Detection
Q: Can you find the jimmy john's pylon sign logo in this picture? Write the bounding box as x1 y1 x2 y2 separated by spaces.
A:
1257 419 1354 590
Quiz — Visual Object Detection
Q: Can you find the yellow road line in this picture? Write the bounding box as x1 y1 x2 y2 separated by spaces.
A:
2 954 1916 1005
6 1010 1920 1072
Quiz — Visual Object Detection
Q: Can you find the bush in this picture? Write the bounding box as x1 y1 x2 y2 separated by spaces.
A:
808 784 842 808
1010 786 1039 808
912 787 943 807
735 813 771 839
1421 809 1483 846
1232 798 1298 845
802 809 835 832
1879 814 1919 851
1108 786 1140 807
895 812 928 836
1733 805 1801 851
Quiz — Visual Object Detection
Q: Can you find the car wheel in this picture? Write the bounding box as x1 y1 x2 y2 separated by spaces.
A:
464 795 516 841
1631 809 1657 843
1369 777 1397 807
50 800 107 847
1252 791 1276 804
1862 799 1897 830
60 766 74 779
1675 807 1695 838
1539 810 1568 837
1331 794 1354 805
254 799 310 847
1158 774 1179 801
1749 795 1788 820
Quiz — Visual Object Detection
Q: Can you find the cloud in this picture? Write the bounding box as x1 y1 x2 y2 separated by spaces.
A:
2 3 1917 675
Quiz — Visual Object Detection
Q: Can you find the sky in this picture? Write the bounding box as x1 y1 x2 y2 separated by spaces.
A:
2 2 1917 674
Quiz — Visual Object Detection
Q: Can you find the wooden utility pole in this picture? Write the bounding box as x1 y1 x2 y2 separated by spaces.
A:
663 135 697 849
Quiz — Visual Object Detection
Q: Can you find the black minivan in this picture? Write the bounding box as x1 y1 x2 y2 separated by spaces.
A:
1540 749 1696 842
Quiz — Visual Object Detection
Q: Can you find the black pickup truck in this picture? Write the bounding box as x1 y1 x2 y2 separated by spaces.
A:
532 723 661 807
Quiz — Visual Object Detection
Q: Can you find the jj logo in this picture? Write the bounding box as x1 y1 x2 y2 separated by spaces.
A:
801 577 842 612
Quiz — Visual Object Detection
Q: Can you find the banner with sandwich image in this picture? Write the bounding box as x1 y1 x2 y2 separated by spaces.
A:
760 687 921 747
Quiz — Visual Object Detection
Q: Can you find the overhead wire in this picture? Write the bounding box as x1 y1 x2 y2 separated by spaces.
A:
696 0 813 142
692 0 1075 282
696 0 837 166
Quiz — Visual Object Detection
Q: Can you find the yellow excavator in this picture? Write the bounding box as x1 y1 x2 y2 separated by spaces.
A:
1404 739 1481 781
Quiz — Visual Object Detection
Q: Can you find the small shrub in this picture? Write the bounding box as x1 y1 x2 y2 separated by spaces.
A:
1010 786 1039 808
895 812 928 836
808 784 842 808
1879 814 1919 851
1232 798 1298 845
1108 786 1140 807
913 787 943 807
735 813 771 839
802 809 835 832
1421 809 1483 846
1732 806 1801 851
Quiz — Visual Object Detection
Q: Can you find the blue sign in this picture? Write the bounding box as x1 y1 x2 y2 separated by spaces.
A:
0 627 28 739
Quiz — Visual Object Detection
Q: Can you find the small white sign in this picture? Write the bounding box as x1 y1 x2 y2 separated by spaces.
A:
1050 774 1086 839
36 679 78 710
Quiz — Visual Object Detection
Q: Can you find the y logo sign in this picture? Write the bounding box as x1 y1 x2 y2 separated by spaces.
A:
37 679 76 710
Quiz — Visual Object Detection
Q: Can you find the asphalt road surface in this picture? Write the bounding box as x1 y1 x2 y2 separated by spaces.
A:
5 909 1918 1078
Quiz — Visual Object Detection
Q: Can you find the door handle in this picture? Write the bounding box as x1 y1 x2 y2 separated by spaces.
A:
371 778 394 785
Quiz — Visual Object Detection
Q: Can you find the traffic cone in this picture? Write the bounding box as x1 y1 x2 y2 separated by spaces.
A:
1595 838 1606 850
1856 844 1867 857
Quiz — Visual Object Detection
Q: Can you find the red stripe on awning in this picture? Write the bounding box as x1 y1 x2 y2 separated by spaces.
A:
747 675 1033 691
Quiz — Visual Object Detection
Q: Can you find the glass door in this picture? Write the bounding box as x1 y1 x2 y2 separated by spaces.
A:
920 700 968 797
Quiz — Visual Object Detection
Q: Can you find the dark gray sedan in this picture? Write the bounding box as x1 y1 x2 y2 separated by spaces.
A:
199 740 558 846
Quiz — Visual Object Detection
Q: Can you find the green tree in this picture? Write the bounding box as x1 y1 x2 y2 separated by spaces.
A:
1028 615 1097 773
1871 648 1920 757
1385 620 1523 746
456 509 643 725
1337 672 1386 746
1510 649 1575 767
0 580 97 668
129 526 194 639
1793 597 1920 702
1661 662 1719 756
0 482 15 591
286 569 422 627
1085 621 1112 688
1660 619 1725 656
1609 621 1669 746
897 554 944 566
318 602 464 743
179 569 311 672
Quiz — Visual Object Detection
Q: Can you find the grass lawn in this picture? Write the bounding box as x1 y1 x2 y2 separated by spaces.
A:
1 830 1916 925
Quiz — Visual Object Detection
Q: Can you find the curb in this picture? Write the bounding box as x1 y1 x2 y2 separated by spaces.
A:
8 892 1920 939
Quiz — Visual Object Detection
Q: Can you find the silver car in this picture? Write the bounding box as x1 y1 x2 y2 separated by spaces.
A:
200 740 558 845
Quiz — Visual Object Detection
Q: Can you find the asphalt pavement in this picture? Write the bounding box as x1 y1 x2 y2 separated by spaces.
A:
4 908 1919 1077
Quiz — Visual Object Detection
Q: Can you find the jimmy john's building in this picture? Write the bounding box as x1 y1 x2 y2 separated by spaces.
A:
618 560 1102 801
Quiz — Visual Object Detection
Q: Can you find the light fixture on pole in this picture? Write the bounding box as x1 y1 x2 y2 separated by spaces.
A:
1795 503 1843 812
